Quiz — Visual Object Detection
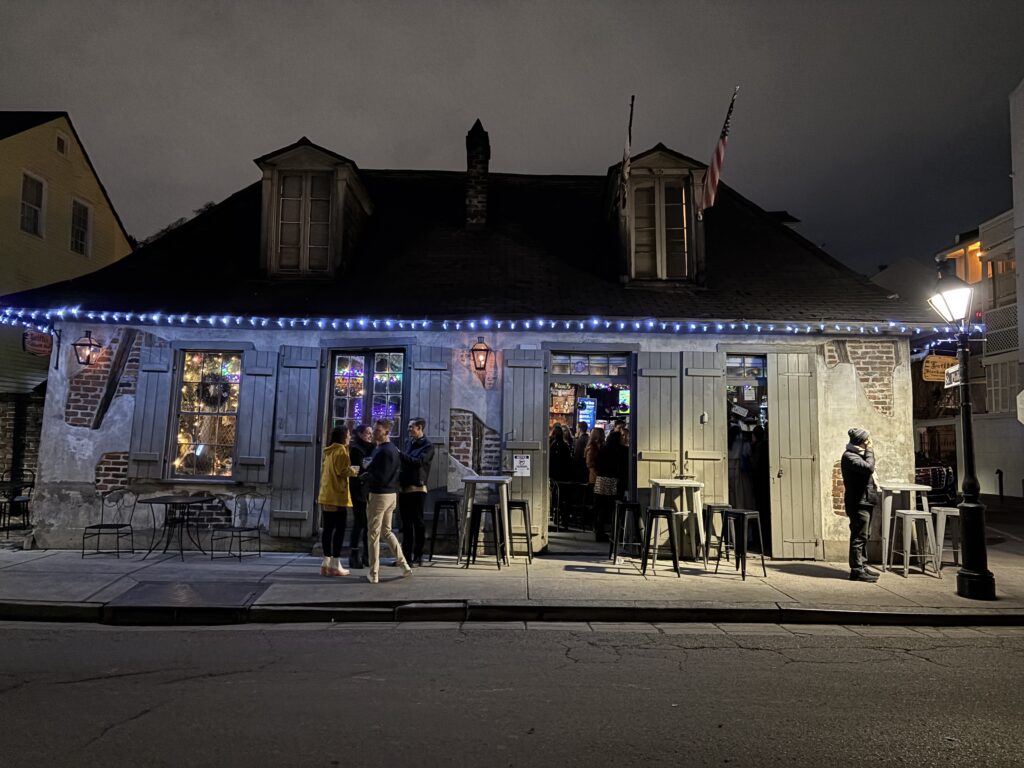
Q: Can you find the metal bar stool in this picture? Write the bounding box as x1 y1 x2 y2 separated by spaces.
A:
465 503 503 570
609 500 643 562
702 502 732 567
507 500 534 563
931 506 961 570
640 508 681 577
714 509 767 581
428 496 461 561
887 509 941 578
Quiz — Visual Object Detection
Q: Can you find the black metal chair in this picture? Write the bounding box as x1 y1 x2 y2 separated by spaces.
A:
2 469 34 537
82 489 137 557
507 499 534 563
464 503 503 569
211 492 269 561
428 495 462 561
640 507 681 577
714 509 767 581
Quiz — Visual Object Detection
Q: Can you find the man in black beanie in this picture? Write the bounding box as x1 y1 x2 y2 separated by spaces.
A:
841 427 879 582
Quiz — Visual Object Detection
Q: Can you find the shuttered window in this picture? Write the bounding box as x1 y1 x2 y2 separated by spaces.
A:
330 350 404 432
630 176 692 280
275 172 332 274
173 351 242 477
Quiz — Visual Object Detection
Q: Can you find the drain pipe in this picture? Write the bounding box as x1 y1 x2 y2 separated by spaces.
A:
995 469 1004 502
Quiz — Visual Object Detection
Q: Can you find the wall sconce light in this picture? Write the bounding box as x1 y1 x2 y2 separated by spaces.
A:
470 337 491 371
72 330 103 366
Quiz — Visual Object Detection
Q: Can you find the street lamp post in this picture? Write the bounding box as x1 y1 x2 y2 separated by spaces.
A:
927 274 996 600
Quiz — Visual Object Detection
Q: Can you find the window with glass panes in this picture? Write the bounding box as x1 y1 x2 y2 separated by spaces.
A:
330 351 404 432
173 351 242 477
631 176 691 279
71 200 90 255
276 172 332 273
20 174 44 236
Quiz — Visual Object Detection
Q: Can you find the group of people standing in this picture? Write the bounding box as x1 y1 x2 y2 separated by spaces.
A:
316 417 435 584
549 419 630 541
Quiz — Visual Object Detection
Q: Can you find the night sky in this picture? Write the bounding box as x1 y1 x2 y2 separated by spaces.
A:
3 1 1024 274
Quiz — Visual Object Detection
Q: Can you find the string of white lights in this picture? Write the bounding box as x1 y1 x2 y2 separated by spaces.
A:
0 305 985 337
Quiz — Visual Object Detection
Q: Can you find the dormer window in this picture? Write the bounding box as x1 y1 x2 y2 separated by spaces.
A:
276 172 332 273
632 177 691 279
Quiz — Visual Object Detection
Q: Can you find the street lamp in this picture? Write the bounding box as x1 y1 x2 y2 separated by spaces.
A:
927 272 996 599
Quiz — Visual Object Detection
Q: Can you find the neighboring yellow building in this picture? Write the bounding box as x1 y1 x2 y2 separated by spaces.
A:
0 111 132 393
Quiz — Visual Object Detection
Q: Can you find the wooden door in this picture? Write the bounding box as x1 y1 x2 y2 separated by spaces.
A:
681 351 727 503
407 345 451 491
635 351 681 505
270 346 322 538
767 351 820 559
502 348 547 550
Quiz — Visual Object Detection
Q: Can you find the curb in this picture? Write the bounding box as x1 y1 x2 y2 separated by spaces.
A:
2 598 1023 627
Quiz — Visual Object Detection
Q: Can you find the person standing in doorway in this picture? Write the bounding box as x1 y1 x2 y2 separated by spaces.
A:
572 421 590 482
363 419 412 583
841 427 880 583
317 426 357 577
346 424 374 569
399 417 435 567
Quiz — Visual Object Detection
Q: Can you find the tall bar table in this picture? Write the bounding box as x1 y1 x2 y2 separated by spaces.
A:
457 475 513 565
650 478 706 564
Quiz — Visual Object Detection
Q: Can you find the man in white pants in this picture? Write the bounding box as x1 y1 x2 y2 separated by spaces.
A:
363 419 412 583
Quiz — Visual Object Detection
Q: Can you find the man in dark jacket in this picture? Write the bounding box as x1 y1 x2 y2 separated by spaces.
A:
399 417 435 566
346 424 374 569
363 419 412 583
841 427 879 582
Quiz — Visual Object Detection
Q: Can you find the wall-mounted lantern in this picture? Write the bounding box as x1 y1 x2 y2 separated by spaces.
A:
72 330 103 366
470 337 491 371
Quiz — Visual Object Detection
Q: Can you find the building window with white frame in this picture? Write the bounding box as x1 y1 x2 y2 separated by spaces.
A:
984 360 1018 414
20 173 45 237
173 350 242 478
70 199 91 256
631 176 691 280
276 171 332 274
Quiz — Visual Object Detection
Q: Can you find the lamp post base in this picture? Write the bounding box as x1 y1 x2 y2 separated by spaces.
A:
956 569 996 600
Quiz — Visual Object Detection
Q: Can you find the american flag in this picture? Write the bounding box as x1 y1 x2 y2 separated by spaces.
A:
618 95 635 210
699 86 739 218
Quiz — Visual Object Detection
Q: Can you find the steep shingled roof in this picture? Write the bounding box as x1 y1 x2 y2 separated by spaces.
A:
0 149 935 324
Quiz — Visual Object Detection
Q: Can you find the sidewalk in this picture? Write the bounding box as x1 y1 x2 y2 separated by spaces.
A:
1 526 1023 625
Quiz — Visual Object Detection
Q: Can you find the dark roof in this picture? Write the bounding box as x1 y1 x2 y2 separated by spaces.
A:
0 111 67 141
0 111 132 245
0 149 936 325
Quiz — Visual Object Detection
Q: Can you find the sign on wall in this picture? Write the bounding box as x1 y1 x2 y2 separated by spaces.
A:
21 331 52 357
944 364 961 389
922 354 958 382
513 454 531 477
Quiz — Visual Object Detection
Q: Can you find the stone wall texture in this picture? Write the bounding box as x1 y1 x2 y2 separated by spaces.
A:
825 340 897 416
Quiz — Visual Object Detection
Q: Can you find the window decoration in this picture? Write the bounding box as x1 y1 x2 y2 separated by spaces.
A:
20 174 44 236
277 172 332 273
372 352 404 425
332 354 366 428
71 200 91 255
550 353 629 377
330 350 404 432
174 351 242 477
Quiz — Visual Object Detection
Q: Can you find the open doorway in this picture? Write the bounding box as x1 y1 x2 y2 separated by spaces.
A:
546 352 633 555
726 354 772 555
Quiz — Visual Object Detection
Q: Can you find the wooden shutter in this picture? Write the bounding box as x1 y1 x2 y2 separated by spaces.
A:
233 350 278 484
682 351 727 504
127 345 173 479
407 346 451 491
502 348 547 550
636 351 681 503
767 351 820 559
270 346 321 538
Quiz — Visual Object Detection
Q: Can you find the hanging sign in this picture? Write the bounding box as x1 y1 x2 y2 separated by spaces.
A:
923 354 958 382
512 454 531 477
21 331 52 357
943 364 961 389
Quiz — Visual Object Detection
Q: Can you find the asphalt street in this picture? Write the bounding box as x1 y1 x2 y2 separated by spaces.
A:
1 622 1022 768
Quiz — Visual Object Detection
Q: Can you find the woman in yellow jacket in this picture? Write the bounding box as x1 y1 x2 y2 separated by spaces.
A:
318 425 358 576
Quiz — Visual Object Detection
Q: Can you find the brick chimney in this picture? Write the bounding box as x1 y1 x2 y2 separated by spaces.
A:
465 119 490 229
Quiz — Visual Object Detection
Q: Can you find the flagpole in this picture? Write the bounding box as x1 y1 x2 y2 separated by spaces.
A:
620 95 635 211
698 85 739 221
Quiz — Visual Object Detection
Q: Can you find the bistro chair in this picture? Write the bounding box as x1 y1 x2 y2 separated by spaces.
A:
211 492 269 561
2 469 35 537
82 489 137 558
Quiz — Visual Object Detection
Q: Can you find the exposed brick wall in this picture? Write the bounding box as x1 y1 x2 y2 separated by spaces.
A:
0 392 45 479
831 461 846 516
94 451 129 493
847 341 897 416
64 328 141 427
465 121 490 227
188 499 232 529
449 408 502 474
449 410 474 467
480 423 502 475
